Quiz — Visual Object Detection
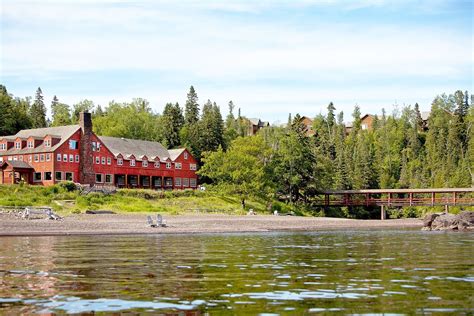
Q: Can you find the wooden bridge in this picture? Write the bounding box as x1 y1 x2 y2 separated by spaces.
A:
314 188 474 219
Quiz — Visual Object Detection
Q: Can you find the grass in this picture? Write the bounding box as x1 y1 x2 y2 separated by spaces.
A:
0 184 278 215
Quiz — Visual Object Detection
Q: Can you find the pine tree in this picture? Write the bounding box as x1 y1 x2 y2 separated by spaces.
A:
161 102 184 148
184 86 199 125
30 87 47 128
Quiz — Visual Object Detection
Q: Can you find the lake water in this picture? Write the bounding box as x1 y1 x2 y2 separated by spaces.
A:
0 230 472 315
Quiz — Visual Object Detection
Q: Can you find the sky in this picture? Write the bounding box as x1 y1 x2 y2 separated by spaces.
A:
1 0 472 122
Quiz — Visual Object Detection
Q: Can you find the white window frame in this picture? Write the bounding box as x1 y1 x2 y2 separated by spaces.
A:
190 178 197 187
75 155 80 163
45 139 51 147
55 171 63 181
175 177 182 186
130 159 136 167
63 154 68 162
190 164 197 171
101 157 106 165
166 162 171 169
44 171 52 181
175 162 182 169
46 153 50 161
107 157 111 165
15 142 21 149
154 162 160 168
117 158 123 166
69 154 74 162
142 160 148 167
105 174 113 184
0 143 6 150
40 154 44 162
65 172 73 181
33 172 42 182
69 140 77 150
184 152 188 160
95 156 100 164
95 173 104 183
34 154 39 162
27 141 34 148
57 154 61 162
183 178 189 187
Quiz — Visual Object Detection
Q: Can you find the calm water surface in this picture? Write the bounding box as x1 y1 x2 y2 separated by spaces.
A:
0 230 472 315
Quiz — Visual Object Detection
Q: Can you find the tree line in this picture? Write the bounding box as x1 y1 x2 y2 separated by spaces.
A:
1 84 472 215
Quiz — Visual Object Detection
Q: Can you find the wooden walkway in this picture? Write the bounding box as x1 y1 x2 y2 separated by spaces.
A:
314 188 474 219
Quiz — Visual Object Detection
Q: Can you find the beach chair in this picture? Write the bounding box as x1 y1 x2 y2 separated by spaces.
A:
147 215 157 227
156 214 166 227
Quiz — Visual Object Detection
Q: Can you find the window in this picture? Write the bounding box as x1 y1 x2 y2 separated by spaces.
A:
165 178 173 187
63 154 67 162
105 174 113 183
117 158 123 166
107 157 111 165
46 153 50 161
19 156 23 161
184 152 188 160
13 156 17 161
75 155 80 163
190 178 197 187
29 155 32 163
175 178 182 186
166 162 171 169
91 142 97 151
55 172 62 181
142 160 148 167
362 124 368 130
44 172 52 181
175 162 182 169
45 139 51 147
97 143 101 151
27 141 34 148
15 142 21 149
183 178 189 187
40 154 45 162
101 157 106 165
69 154 74 162
57 154 61 161
33 172 42 182
95 156 100 164
34 155 39 162
65 172 73 181
0 143 6 150
69 140 78 149
95 174 103 183
154 162 160 168
130 159 136 167
190 164 197 171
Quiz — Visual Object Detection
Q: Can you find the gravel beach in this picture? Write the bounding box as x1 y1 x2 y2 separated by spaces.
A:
0 213 423 236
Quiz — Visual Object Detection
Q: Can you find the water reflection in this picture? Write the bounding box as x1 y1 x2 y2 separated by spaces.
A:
0 230 473 314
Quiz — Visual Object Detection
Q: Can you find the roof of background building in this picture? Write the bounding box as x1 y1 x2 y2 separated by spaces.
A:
0 160 34 169
98 136 173 161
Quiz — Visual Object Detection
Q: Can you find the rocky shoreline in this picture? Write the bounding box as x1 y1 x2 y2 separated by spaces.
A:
422 211 474 231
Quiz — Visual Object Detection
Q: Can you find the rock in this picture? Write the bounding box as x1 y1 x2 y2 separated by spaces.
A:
423 211 474 231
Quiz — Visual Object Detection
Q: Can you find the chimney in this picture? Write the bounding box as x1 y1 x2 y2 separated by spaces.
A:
79 112 92 134
79 112 95 185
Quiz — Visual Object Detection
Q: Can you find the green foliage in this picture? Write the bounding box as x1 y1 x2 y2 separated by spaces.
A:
51 96 72 126
29 87 47 128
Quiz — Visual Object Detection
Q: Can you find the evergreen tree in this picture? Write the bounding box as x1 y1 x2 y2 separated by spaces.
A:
184 86 199 125
161 102 184 148
72 99 94 123
51 96 72 126
30 87 47 128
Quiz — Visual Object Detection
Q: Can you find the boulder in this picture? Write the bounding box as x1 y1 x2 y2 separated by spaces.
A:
423 211 474 231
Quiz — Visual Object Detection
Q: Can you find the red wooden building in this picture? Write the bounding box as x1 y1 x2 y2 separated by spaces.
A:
0 112 198 189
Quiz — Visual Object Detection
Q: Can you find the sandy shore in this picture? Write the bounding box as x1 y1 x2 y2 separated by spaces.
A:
0 213 423 236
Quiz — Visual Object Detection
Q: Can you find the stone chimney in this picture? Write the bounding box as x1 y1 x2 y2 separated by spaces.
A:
79 112 95 185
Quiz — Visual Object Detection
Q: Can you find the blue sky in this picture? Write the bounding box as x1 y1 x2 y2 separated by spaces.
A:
1 0 472 122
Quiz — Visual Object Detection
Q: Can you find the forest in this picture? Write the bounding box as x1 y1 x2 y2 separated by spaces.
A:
1 85 472 216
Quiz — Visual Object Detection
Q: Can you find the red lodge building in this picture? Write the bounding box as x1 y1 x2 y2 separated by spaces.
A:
0 112 198 189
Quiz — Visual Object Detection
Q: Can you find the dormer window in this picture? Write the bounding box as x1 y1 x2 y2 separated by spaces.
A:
15 142 21 149
166 162 171 169
27 141 34 148
0 143 6 150
45 140 51 147
130 159 136 167
117 158 123 166
184 152 188 159
154 162 160 168
142 160 148 167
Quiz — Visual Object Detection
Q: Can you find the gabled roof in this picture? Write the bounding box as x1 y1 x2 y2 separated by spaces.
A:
168 148 186 161
98 136 170 161
0 125 80 155
248 118 261 126
0 160 34 169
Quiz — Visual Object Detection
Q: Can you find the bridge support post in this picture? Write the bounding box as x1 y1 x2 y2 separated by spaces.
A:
381 205 386 220
444 205 449 214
